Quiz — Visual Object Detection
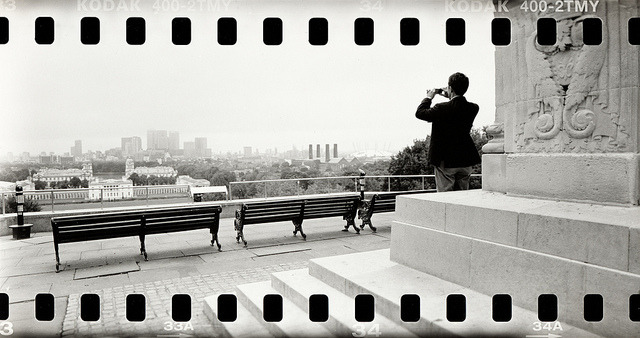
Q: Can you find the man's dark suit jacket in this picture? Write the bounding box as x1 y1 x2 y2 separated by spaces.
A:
415 95 481 168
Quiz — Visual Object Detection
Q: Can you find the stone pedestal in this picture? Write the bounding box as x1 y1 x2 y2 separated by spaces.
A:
390 191 640 337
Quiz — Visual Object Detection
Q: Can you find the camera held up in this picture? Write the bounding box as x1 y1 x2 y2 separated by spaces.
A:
434 87 449 98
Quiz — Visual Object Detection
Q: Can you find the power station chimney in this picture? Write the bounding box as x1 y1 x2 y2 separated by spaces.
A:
325 144 330 162
333 144 338 158
316 144 321 158
309 144 313 159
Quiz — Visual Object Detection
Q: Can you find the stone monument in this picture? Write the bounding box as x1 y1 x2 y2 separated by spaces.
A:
392 1 639 336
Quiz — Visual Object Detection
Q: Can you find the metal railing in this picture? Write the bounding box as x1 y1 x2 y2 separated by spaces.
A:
1 184 192 214
0 174 482 214
228 174 481 200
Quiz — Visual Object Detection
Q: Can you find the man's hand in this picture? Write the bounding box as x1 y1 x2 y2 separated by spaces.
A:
426 89 437 100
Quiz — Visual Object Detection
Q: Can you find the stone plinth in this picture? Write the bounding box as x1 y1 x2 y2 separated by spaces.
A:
391 191 640 337
482 153 640 205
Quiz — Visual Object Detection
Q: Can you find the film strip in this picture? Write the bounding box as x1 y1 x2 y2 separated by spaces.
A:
1 0 640 337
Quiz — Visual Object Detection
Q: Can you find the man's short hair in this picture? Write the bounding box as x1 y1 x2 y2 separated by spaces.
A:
448 72 469 96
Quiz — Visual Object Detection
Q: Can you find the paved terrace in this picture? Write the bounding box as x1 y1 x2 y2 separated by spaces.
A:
0 213 395 337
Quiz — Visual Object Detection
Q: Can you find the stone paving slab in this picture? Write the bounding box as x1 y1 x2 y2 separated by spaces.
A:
248 243 312 257
74 261 141 280
8 296 68 338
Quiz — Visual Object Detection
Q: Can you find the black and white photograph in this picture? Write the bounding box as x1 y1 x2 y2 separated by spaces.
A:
0 0 638 336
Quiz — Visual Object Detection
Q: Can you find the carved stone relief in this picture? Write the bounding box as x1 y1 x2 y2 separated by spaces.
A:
511 11 630 153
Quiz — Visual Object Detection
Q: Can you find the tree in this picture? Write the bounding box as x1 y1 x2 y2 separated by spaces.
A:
55 180 69 189
210 170 236 188
69 177 82 188
128 173 141 186
81 179 89 188
34 180 47 190
5 195 41 213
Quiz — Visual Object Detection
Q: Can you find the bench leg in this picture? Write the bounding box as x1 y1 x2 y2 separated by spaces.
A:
345 215 360 234
139 234 148 261
292 220 306 240
211 233 222 251
363 218 376 233
234 219 247 247
54 242 61 273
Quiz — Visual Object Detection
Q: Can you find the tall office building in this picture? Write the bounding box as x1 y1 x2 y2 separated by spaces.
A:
184 141 196 157
147 130 169 150
168 131 180 150
121 136 142 156
71 140 82 158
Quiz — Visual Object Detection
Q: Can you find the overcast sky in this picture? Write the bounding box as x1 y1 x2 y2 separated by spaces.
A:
0 0 495 156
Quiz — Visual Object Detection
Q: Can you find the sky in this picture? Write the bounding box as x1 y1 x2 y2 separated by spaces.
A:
0 0 496 156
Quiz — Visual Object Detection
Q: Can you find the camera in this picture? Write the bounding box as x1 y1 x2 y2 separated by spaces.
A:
435 88 449 98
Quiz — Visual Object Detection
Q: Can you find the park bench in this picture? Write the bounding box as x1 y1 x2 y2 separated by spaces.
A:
233 194 360 246
358 190 435 232
51 204 222 272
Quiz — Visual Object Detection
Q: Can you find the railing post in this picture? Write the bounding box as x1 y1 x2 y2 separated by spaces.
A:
100 188 104 209
354 178 358 192
1 192 5 215
422 176 425 190
146 186 149 206
51 190 54 212
388 177 391 192
229 184 233 200
264 182 267 198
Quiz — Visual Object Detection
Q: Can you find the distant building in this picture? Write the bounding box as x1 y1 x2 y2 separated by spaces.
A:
176 175 210 187
60 156 75 165
147 130 169 150
349 150 392 164
89 179 133 201
123 158 177 179
121 136 143 156
184 142 196 157
33 162 94 187
71 140 82 158
243 146 252 157
168 131 180 150
319 157 352 171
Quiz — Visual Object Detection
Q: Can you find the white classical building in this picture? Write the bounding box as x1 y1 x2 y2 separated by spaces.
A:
88 179 134 201
123 158 177 179
33 162 93 187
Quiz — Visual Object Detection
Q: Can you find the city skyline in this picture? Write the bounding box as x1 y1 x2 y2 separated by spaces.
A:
1 1 495 157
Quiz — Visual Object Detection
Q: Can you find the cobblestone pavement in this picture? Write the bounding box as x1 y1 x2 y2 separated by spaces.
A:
62 261 309 337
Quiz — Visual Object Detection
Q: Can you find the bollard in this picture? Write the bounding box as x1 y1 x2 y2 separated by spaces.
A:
357 170 366 200
15 186 24 225
10 185 33 239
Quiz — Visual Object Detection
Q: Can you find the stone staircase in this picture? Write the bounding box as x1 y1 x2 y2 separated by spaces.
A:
203 249 600 337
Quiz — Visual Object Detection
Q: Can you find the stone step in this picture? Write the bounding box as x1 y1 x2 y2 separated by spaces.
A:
308 249 602 337
235 281 335 337
203 293 274 338
270 268 418 337
390 220 640 337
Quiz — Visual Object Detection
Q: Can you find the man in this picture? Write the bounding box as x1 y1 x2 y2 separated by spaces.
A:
415 72 481 192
